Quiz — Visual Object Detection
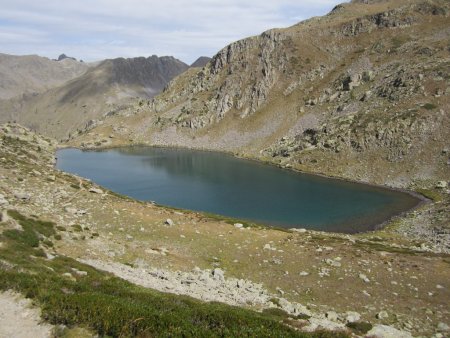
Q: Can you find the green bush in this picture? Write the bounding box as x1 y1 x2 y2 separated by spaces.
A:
346 321 373 334
422 103 437 110
71 224 83 232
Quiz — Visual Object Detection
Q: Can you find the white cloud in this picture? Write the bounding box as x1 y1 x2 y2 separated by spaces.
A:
0 0 346 63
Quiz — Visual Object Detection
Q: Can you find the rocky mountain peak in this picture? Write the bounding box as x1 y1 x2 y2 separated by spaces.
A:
56 53 77 61
190 57 212 68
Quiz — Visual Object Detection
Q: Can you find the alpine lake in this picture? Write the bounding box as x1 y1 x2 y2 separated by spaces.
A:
56 146 421 233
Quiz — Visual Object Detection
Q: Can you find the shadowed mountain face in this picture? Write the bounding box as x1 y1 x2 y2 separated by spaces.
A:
0 53 88 100
0 55 189 140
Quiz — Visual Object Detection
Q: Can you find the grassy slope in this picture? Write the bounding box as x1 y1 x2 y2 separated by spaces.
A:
0 210 347 337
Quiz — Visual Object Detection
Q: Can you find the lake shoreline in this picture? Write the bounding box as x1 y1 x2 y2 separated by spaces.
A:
55 144 427 235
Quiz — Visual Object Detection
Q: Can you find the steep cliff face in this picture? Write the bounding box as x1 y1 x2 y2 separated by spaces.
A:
148 28 289 127
74 0 449 188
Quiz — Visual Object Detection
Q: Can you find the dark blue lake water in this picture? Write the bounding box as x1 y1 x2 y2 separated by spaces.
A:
56 147 420 233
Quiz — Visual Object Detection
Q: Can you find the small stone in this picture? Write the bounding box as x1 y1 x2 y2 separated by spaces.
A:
14 192 31 201
0 194 8 206
362 290 371 297
345 311 361 323
436 284 444 289
359 273 370 283
436 181 447 189
437 322 450 332
64 207 78 214
74 270 88 276
291 228 307 233
212 268 224 281
62 272 75 281
299 271 309 276
234 223 243 229
325 258 341 267
263 244 272 250
126 234 133 240
367 325 413 338
376 311 389 320
326 311 338 321
165 218 174 226
89 187 103 194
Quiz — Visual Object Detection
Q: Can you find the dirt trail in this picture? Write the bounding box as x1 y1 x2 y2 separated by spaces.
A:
0 291 52 338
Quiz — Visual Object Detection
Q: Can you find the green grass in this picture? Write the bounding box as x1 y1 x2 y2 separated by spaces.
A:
8 210 56 237
416 188 442 202
0 210 349 338
3 210 56 248
422 103 438 110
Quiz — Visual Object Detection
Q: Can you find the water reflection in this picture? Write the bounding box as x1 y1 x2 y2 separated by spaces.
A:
56 147 420 233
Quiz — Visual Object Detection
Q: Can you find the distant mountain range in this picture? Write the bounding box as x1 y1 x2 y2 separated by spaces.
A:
0 54 209 139
0 53 88 100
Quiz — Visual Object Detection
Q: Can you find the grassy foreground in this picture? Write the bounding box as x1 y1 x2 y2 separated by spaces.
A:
0 210 348 337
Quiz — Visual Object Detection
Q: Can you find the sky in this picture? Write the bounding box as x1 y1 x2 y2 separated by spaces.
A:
0 0 346 64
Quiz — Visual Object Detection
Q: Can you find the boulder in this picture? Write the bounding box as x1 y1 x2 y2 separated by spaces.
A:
437 322 450 332
0 194 8 206
343 74 361 91
359 273 370 283
212 268 224 281
325 311 339 321
291 228 307 233
345 311 361 323
89 187 104 194
367 324 412 338
325 258 341 267
14 192 31 201
436 181 447 189
165 218 174 226
376 311 389 320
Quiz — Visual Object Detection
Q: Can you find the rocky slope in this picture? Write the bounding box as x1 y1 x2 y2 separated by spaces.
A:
0 53 88 100
74 0 449 192
1 123 449 337
0 55 189 140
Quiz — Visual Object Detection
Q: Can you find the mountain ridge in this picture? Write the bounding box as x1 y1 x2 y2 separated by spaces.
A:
71 0 449 190
0 55 189 139
0 53 89 100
